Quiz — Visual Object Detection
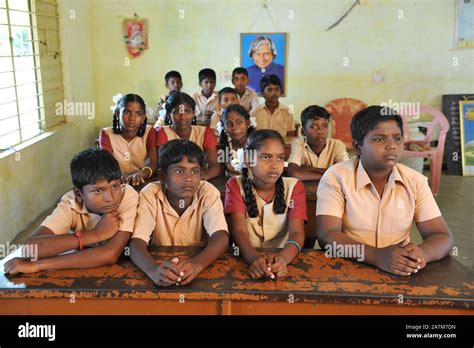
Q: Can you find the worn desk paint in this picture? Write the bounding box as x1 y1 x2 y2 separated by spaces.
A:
0 247 472 315
209 176 318 248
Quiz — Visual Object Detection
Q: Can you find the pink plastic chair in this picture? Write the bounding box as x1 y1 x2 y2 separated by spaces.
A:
400 106 450 197
325 98 368 149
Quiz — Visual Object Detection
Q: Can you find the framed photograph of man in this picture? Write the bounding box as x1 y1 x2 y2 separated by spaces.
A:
240 33 287 96
459 100 474 176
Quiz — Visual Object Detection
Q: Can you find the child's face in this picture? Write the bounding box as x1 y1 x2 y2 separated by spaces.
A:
232 73 248 92
200 78 216 95
220 93 237 109
303 117 329 147
75 179 124 215
166 77 183 92
224 111 249 144
262 83 281 104
170 103 194 131
356 120 403 172
248 139 285 185
164 156 202 201
252 43 273 69
119 102 145 133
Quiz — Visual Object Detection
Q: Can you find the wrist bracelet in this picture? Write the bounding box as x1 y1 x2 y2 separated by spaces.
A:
141 166 153 178
285 239 302 253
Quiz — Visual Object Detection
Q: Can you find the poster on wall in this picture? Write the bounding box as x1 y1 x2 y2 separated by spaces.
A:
240 33 287 96
459 100 474 176
123 18 148 58
455 0 474 49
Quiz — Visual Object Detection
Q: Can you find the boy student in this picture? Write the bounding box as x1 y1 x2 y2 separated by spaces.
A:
251 74 295 138
4 149 138 274
192 68 218 124
287 105 348 181
231 67 260 114
315 106 454 276
209 87 238 130
155 70 183 127
130 139 229 286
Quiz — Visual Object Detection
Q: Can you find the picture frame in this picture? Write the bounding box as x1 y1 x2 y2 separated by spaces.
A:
459 100 474 176
240 32 287 96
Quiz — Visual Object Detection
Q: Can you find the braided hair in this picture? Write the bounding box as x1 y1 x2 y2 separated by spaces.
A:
112 93 148 137
242 129 287 218
219 104 255 164
164 91 197 126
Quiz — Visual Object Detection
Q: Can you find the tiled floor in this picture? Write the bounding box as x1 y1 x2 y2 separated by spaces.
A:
12 172 474 271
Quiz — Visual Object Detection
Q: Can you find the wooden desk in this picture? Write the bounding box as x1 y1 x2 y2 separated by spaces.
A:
208 176 318 248
0 247 472 315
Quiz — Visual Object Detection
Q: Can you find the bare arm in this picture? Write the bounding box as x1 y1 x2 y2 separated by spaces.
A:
287 163 325 181
416 216 454 263
203 146 221 180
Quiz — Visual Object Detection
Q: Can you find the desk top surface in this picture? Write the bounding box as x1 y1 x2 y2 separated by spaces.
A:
1 247 472 308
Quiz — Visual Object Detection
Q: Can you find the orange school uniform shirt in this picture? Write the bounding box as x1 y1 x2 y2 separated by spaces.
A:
99 125 156 175
155 125 217 151
224 176 307 248
316 157 442 248
41 185 139 234
251 103 295 138
132 181 229 246
288 137 348 169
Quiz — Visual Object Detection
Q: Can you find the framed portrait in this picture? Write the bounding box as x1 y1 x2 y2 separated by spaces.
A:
459 100 474 176
240 32 287 96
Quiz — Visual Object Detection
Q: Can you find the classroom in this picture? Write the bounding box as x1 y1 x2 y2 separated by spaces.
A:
0 0 473 332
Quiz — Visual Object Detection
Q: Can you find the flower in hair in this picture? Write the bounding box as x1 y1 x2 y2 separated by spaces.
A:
249 116 257 128
110 93 123 112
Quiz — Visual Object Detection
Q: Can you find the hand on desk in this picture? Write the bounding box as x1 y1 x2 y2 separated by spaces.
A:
374 242 426 276
123 171 146 187
249 253 288 280
151 257 203 287
4 258 39 275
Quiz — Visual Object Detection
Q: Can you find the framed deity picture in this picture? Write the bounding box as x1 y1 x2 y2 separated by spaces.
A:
459 100 474 176
240 32 287 96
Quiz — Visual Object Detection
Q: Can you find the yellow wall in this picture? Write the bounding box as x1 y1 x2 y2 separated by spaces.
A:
0 0 96 243
0 0 472 243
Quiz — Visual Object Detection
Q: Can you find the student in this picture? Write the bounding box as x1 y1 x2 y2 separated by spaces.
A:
155 91 221 180
316 106 454 276
287 105 348 181
251 75 295 138
100 93 157 187
4 149 138 274
225 130 307 279
209 87 238 130
218 104 256 176
231 67 260 114
192 68 218 124
155 70 183 127
130 139 229 286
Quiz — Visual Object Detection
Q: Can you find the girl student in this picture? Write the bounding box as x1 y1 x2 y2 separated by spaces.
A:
100 93 157 187
224 129 307 279
155 91 221 180
217 104 256 176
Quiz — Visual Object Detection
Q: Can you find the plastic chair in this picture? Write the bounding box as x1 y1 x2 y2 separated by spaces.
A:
325 98 368 149
400 106 449 197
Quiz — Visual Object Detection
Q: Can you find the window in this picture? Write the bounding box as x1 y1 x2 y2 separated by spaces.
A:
0 0 64 150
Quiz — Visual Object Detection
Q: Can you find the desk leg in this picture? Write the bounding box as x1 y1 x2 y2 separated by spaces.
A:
221 299 232 315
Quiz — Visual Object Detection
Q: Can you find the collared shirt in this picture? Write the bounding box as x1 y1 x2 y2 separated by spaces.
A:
132 181 229 246
251 103 295 138
99 125 156 175
316 157 442 248
42 185 139 234
288 137 348 168
237 87 260 114
224 176 307 248
193 90 219 123
155 125 217 152
247 62 285 94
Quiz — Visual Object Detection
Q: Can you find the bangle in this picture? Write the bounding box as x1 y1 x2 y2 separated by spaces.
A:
141 166 153 178
285 239 302 253
74 230 84 250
